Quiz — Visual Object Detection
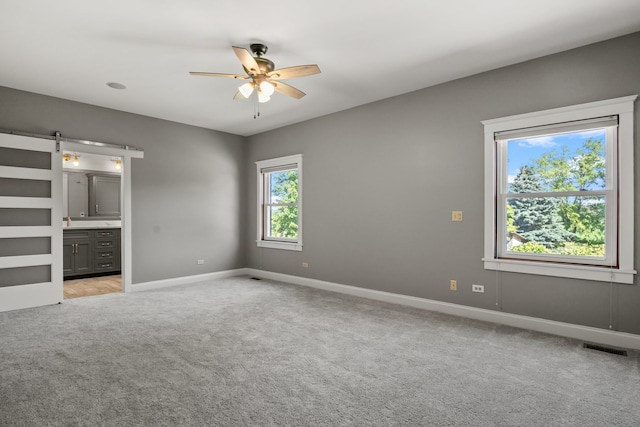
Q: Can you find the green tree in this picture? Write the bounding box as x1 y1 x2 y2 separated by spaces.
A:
532 138 605 244
269 170 299 238
509 166 573 248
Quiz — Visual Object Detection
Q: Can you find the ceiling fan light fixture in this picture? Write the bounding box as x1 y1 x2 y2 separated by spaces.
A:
259 80 275 97
257 90 271 103
238 82 255 98
190 44 320 107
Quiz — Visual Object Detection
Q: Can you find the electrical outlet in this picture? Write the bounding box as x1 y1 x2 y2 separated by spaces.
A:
450 280 457 291
472 284 484 293
452 211 463 222
197 259 204 265
302 262 309 268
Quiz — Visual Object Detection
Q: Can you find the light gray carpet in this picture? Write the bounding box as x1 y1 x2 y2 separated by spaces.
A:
1 276 639 426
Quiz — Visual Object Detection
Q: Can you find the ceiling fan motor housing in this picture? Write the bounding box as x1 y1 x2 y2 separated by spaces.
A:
250 43 268 57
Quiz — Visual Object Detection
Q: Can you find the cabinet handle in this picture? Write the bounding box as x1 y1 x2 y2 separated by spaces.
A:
101 252 112 257
73 243 77 254
95 204 99 213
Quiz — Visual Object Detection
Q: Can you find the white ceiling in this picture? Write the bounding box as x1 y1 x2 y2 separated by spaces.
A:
2 1 640 137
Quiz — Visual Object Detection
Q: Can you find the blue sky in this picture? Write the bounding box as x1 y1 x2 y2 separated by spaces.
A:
507 129 606 183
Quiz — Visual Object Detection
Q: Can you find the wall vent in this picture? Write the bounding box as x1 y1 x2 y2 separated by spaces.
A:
583 343 628 357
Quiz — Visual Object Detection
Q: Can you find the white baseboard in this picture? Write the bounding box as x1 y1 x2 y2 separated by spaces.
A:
131 268 249 292
246 268 640 351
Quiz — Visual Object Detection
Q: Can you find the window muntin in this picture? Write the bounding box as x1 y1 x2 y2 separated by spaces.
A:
496 125 616 266
256 155 302 251
482 96 636 284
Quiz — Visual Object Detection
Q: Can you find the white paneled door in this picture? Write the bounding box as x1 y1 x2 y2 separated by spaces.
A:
0 133 63 312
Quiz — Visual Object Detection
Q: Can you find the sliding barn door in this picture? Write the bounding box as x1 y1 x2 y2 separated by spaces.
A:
0 133 63 312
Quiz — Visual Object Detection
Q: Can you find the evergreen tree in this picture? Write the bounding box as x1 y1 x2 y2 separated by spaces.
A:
532 138 606 244
509 166 573 248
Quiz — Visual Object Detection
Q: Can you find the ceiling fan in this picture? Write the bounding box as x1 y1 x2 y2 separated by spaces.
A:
190 43 321 103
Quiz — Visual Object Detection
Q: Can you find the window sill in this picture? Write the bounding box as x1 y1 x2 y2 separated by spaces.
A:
257 240 303 251
483 258 635 284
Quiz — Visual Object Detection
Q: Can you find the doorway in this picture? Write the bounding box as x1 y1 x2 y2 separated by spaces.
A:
61 138 142 298
62 151 123 299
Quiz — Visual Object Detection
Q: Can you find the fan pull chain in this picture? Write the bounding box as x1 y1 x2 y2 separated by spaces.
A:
253 93 261 119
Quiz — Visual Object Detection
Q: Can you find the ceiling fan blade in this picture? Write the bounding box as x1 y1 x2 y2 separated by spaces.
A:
268 64 321 80
273 81 306 99
189 72 248 79
232 46 261 76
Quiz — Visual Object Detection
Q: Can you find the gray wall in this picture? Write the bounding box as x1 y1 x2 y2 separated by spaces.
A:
246 32 640 335
1 32 638 335
0 87 246 283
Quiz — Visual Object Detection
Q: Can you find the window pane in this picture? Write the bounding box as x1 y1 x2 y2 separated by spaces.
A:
505 195 605 257
268 170 298 203
266 206 299 239
507 129 606 193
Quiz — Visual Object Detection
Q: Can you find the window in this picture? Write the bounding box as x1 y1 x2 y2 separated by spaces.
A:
482 96 636 283
256 154 302 251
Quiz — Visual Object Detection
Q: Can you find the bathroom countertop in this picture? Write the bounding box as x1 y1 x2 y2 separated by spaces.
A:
63 220 121 230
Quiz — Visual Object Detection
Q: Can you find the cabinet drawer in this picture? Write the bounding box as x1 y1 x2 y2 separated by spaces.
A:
95 261 115 271
95 230 117 238
95 249 115 260
95 239 115 249
63 230 91 240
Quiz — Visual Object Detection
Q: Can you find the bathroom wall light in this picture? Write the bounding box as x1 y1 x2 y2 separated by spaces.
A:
63 153 80 166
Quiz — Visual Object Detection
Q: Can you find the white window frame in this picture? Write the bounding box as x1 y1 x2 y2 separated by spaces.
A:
256 154 303 251
482 96 637 284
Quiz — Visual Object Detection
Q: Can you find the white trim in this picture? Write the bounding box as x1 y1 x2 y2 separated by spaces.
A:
0 165 52 180
0 254 52 269
63 141 144 159
61 144 144 294
256 154 303 250
50 147 63 304
130 268 248 292
121 156 132 293
255 154 302 170
0 133 55 152
482 258 634 284
482 95 637 283
481 95 637 128
0 282 60 312
256 240 303 251
246 268 640 351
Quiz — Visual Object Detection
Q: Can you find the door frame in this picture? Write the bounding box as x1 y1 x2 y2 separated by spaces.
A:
62 141 143 293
